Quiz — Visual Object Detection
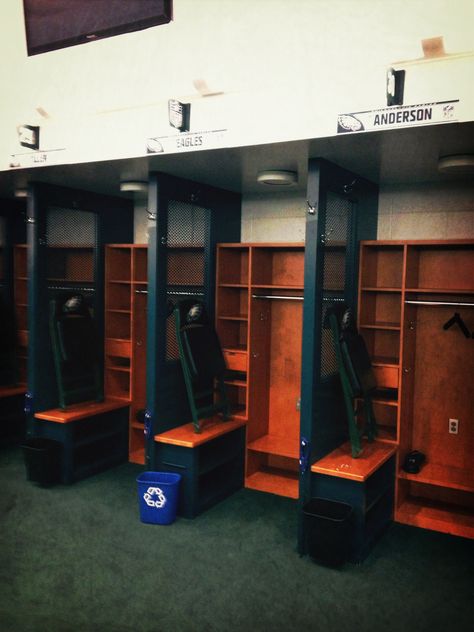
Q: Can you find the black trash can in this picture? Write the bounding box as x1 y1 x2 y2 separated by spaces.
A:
303 497 354 566
21 438 62 486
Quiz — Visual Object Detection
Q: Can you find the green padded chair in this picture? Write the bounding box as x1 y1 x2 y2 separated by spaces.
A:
49 293 102 409
174 299 230 433
328 304 378 457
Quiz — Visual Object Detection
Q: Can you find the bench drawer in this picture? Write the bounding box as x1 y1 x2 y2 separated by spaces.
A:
373 365 398 389
105 338 131 358
223 350 247 372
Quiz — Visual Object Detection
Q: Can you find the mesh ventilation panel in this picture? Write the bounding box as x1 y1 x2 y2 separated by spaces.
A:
165 199 209 360
320 191 352 378
45 207 97 300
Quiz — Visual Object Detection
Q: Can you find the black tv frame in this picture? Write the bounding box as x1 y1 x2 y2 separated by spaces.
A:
23 0 173 56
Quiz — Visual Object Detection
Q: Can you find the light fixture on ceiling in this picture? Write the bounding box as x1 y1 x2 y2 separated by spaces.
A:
120 180 148 194
438 154 474 174
14 187 28 198
257 170 298 186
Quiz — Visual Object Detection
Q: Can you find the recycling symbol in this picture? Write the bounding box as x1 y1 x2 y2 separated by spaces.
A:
143 486 166 508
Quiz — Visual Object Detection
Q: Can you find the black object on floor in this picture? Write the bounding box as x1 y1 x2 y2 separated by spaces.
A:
20 437 62 486
303 497 354 566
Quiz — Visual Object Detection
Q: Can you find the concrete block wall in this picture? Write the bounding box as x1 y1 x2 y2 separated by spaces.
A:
134 181 474 243
377 181 474 239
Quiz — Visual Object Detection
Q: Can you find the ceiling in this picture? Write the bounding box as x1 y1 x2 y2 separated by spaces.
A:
0 121 473 201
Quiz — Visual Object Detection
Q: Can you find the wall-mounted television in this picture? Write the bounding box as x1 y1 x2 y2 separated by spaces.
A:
23 0 173 56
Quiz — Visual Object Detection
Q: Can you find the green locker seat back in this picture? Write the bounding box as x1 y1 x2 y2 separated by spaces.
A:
0 292 18 386
339 308 377 397
328 305 377 457
49 294 102 409
175 300 229 432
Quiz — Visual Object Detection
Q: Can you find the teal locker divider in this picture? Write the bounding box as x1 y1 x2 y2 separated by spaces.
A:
298 158 378 553
145 172 240 469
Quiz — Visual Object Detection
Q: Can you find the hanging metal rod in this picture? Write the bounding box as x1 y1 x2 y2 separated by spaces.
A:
167 290 204 297
405 300 474 308
252 294 303 301
134 289 205 297
48 285 95 293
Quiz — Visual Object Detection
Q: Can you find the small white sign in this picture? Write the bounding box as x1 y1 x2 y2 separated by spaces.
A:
337 100 459 134
146 128 228 155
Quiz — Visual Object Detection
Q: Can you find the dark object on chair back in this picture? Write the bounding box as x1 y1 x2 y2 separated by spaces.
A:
327 305 377 457
339 307 377 397
175 299 229 432
49 293 102 409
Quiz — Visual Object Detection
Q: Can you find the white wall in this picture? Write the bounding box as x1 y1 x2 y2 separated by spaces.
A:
133 182 474 244
239 183 474 244
378 181 474 239
1 0 473 169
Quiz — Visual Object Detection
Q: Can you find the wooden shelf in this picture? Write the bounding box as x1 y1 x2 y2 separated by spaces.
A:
360 322 401 331
396 497 474 539
245 469 299 499
361 287 402 293
398 463 474 493
154 417 246 448
371 356 399 367
311 440 397 482
0 384 26 398
224 379 247 388
405 288 474 295
106 308 132 315
35 398 129 424
218 314 248 321
251 284 304 291
218 283 248 288
248 434 299 460
129 448 145 465
223 344 247 353
108 279 132 285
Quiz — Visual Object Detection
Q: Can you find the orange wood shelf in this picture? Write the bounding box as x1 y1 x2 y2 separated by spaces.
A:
405 287 474 294
251 284 304 290
360 322 401 330
311 440 397 482
129 448 145 465
245 469 299 499
361 287 402 292
0 384 26 398
35 398 129 423
396 498 474 539
398 463 474 493
154 417 246 448
248 434 299 460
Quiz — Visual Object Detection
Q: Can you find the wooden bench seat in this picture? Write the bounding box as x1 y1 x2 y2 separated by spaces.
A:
311 439 396 482
0 384 26 398
154 417 246 447
34 398 129 423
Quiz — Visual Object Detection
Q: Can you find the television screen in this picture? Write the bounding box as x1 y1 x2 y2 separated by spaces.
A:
23 0 172 56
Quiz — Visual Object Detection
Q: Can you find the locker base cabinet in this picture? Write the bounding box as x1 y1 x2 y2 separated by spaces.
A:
309 440 396 563
33 400 129 484
154 418 246 518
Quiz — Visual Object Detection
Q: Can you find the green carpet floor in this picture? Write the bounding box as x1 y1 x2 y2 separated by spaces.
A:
0 446 472 632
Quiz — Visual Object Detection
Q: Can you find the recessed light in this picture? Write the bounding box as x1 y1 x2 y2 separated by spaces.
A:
14 187 28 198
257 170 297 186
120 181 148 193
438 154 474 174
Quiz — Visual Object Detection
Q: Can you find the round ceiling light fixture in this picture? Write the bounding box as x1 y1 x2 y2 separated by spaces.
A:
120 180 148 194
257 170 298 186
438 154 474 174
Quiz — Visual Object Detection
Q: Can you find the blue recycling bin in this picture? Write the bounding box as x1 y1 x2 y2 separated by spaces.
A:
136 471 181 525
